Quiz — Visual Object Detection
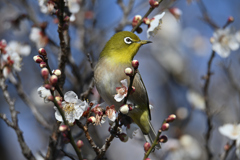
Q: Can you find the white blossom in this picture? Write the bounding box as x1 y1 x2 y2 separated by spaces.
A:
114 79 128 102
219 123 240 140
54 91 88 124
186 90 205 110
147 12 165 38
29 27 48 49
37 86 51 102
126 123 139 139
212 28 239 58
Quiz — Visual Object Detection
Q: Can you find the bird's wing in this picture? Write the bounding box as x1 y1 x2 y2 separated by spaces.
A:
132 71 151 120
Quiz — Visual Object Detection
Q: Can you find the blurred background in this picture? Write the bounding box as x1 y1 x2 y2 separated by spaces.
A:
0 0 240 159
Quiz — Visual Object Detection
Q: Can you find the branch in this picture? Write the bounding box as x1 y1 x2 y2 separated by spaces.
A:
131 0 165 33
0 76 36 160
11 74 51 130
221 140 236 160
202 51 215 160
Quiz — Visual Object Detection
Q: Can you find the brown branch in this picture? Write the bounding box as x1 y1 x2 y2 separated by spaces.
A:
202 51 215 160
0 76 36 160
131 0 165 33
10 74 52 130
115 0 135 32
221 140 236 160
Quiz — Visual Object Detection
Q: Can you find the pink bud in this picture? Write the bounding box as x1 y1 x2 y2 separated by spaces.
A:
124 67 133 76
166 114 176 123
87 116 96 124
149 0 159 8
145 158 151 160
39 62 47 68
50 75 58 85
132 15 142 27
44 84 51 89
169 7 182 20
132 60 139 69
161 123 169 131
38 48 47 56
159 135 168 143
144 142 151 152
41 68 49 79
47 95 54 101
33 55 43 63
53 69 61 77
118 133 128 142
120 104 129 114
64 16 70 22
59 125 68 132
143 18 150 25
76 140 84 149
228 16 234 22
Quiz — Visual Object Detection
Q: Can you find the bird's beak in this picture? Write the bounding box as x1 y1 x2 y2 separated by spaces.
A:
138 40 152 45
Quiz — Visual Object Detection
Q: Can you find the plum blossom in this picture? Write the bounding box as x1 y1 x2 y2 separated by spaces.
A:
38 0 55 14
211 28 239 58
29 27 48 49
54 91 88 124
219 123 240 158
105 105 116 122
147 12 165 38
186 90 205 110
37 86 51 102
0 40 31 82
114 79 128 102
65 0 80 21
126 123 139 139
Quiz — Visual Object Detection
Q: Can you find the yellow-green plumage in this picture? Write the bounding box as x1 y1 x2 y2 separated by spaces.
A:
94 31 158 146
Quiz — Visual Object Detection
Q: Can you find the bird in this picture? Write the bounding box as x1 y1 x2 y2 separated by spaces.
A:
94 31 159 147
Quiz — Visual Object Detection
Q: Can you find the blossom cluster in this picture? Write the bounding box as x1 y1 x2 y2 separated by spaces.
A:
0 39 31 83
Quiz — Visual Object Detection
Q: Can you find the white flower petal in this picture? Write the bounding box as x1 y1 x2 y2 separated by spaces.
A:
114 93 125 102
219 124 240 140
228 38 239 51
126 123 139 139
108 111 116 122
68 0 80 13
212 43 230 58
147 12 165 38
120 79 128 88
186 90 205 110
70 14 76 22
64 91 78 103
54 106 63 122
19 44 31 56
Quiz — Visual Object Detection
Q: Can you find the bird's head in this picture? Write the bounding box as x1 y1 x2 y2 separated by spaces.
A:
100 31 152 63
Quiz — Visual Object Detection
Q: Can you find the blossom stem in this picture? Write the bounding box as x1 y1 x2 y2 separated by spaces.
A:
51 91 83 160
131 0 164 33
143 130 162 160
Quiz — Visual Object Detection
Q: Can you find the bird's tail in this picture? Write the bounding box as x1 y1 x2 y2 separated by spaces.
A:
143 121 161 149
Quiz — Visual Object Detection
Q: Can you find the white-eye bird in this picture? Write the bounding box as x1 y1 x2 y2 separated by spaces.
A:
94 31 159 147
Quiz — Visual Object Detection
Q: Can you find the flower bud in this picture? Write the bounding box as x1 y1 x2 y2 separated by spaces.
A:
118 133 128 142
159 135 168 143
47 95 54 101
59 125 68 132
38 48 47 56
132 15 142 27
50 75 58 85
166 114 176 123
55 96 63 102
77 140 84 149
161 123 169 131
44 84 51 89
41 68 49 79
169 7 182 20
132 60 139 69
124 67 133 76
53 69 61 77
33 55 43 63
87 116 96 124
149 0 159 8
228 16 234 23
144 142 151 152
39 62 47 68
64 16 70 22
143 18 150 25
120 104 129 114
145 158 151 160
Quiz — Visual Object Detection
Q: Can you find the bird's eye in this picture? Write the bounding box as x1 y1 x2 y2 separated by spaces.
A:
124 37 132 44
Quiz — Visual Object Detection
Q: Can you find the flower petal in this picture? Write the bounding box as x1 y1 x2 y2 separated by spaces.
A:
54 106 63 122
126 123 139 139
64 91 78 103
114 93 125 102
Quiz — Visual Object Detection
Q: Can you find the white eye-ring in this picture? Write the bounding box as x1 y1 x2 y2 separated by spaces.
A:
124 37 133 44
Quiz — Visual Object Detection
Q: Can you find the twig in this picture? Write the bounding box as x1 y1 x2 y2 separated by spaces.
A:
0 75 36 160
11 73 52 130
221 140 236 160
115 0 135 32
202 51 215 160
131 0 165 33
